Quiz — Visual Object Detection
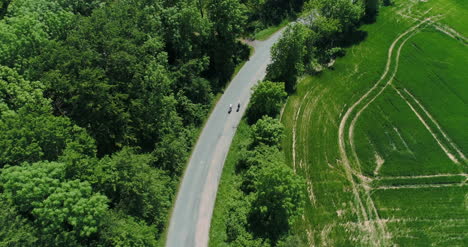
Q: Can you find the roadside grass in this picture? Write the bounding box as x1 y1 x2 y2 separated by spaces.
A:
254 19 289 41
280 0 467 245
209 120 251 247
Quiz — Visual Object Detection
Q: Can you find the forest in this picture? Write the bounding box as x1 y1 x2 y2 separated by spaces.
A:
0 0 309 246
0 0 378 246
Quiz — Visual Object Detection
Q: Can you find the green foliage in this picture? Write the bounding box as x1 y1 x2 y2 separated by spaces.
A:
244 0 304 33
32 180 108 243
0 65 49 113
363 0 380 22
250 162 305 242
247 80 287 123
207 0 248 84
100 211 158 247
0 198 37 247
94 148 173 232
162 2 211 63
56 0 104 16
239 145 284 194
0 0 309 245
0 66 95 167
6 0 75 39
276 234 307 247
225 190 252 243
251 116 284 148
311 0 364 34
1 161 108 245
266 24 314 91
1 161 66 213
208 0 246 42
0 15 49 68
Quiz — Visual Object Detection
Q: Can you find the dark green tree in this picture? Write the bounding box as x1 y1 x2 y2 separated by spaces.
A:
250 163 305 243
247 80 287 123
94 148 173 232
312 0 364 34
0 198 38 247
1 161 108 246
0 66 95 167
251 116 284 148
266 24 313 91
363 0 379 22
100 211 158 247
207 0 247 84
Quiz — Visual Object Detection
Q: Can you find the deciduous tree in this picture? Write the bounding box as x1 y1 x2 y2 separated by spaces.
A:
250 163 305 242
251 116 284 148
247 80 287 123
266 24 313 91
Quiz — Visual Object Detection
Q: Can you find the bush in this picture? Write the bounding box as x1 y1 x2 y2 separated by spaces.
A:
251 116 284 148
247 80 287 123
249 162 305 243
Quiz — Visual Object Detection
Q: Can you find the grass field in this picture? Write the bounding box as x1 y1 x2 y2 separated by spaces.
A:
280 0 467 245
253 20 289 41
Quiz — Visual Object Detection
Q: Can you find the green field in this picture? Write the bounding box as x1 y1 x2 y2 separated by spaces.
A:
281 0 467 245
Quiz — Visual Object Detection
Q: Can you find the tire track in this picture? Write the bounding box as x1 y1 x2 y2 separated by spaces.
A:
337 18 433 246
375 183 466 190
292 90 312 173
392 85 460 164
403 89 467 164
377 173 467 180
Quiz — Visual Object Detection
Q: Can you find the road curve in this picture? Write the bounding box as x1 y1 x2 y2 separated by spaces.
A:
165 30 284 247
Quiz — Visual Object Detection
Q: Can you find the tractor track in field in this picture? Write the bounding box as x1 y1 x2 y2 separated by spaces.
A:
292 85 327 206
398 10 468 45
374 182 466 190
403 87 467 164
377 173 467 180
337 17 435 246
292 90 312 173
391 84 463 165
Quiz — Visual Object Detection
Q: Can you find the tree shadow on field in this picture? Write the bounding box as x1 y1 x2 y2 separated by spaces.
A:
338 29 368 48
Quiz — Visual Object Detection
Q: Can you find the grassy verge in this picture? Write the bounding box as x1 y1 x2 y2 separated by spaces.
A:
254 19 289 41
209 120 251 247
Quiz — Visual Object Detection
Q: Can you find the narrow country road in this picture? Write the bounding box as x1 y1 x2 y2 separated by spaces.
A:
165 30 284 247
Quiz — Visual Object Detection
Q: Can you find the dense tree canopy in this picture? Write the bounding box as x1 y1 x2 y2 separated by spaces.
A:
0 0 261 245
0 66 95 168
247 80 287 122
266 24 314 91
250 162 305 242
251 116 284 148
1 161 108 245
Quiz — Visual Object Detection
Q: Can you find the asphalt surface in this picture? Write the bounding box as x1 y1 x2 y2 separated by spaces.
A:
165 30 284 247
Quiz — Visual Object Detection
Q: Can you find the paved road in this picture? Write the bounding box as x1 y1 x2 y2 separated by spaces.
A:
165 30 284 247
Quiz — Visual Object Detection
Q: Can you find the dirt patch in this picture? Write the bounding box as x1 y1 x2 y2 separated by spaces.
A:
373 152 385 176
